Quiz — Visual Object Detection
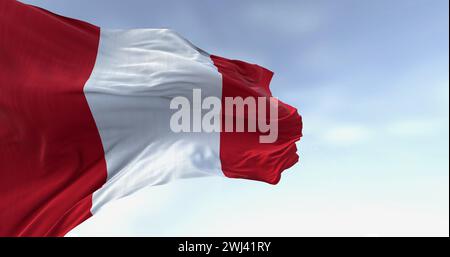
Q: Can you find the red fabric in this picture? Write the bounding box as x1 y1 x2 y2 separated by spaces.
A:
211 55 302 184
0 0 106 236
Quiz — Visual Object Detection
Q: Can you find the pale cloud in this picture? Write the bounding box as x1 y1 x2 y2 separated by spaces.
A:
322 125 371 145
386 119 447 137
243 1 328 37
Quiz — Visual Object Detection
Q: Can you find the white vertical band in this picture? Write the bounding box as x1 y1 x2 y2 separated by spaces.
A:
84 29 223 213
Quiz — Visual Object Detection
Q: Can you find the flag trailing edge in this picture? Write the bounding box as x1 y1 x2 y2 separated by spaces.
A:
0 0 302 236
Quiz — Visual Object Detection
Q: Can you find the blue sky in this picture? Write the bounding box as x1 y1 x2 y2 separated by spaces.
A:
23 0 449 236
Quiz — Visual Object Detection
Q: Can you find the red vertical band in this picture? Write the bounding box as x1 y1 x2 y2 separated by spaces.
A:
211 55 303 184
0 0 106 236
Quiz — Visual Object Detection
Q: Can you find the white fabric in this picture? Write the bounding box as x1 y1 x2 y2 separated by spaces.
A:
83 29 223 213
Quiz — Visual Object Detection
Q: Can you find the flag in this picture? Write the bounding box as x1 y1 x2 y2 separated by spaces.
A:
0 0 302 236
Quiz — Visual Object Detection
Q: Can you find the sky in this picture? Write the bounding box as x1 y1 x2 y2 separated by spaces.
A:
22 0 449 236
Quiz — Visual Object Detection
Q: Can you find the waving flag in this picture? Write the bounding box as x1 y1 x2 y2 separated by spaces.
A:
0 0 302 236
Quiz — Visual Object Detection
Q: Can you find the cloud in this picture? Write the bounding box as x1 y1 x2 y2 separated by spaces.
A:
386 119 447 138
322 125 371 145
241 1 328 37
